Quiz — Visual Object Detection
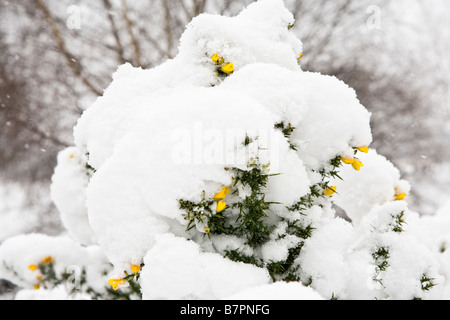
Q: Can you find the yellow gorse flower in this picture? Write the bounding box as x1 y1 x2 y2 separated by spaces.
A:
131 264 141 274
394 189 407 201
341 157 363 171
211 53 224 65
213 186 231 201
341 157 355 165
108 278 126 291
297 53 303 61
356 146 369 153
211 53 234 75
28 264 38 271
41 256 54 264
352 160 364 171
34 284 40 290
324 186 337 196
221 62 234 74
216 201 227 213
395 193 407 201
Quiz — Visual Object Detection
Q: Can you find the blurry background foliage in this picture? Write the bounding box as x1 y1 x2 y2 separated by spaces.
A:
0 0 449 239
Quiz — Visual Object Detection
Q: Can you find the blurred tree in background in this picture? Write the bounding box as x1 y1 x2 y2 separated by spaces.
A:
0 0 449 241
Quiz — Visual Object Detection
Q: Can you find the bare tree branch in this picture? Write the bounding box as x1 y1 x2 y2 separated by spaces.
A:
102 0 127 65
121 0 142 67
161 0 175 58
34 0 102 97
193 0 207 17
309 0 352 58
178 0 194 21
13 115 68 148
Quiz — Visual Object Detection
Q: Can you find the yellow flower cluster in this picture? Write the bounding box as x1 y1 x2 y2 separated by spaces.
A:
214 186 230 214
211 53 234 74
108 264 143 291
340 146 408 202
28 256 55 290
341 146 369 171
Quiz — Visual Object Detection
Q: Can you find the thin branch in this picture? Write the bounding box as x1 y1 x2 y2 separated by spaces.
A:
309 0 353 58
193 0 207 17
179 0 194 21
102 0 127 65
218 0 236 15
34 0 102 96
161 0 174 58
11 114 68 148
121 0 142 67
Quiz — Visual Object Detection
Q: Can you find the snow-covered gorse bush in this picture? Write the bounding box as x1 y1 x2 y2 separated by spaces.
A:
1 0 450 300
